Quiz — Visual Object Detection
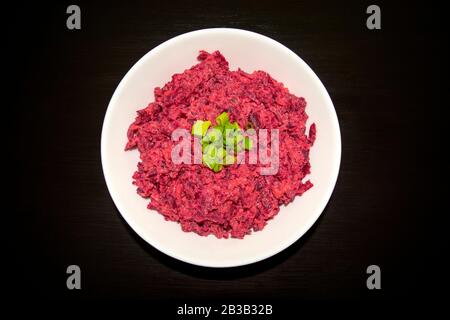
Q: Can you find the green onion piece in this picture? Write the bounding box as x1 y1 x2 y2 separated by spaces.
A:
204 127 223 144
195 111 252 173
201 138 210 148
202 153 215 169
223 121 234 131
203 143 217 157
192 120 211 137
224 154 235 165
216 147 226 162
234 132 244 144
215 112 229 127
212 163 223 172
224 129 235 146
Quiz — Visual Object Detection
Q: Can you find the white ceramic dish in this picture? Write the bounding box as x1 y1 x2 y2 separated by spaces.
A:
101 28 341 268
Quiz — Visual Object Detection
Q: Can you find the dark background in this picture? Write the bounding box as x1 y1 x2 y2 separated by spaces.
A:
9 0 438 302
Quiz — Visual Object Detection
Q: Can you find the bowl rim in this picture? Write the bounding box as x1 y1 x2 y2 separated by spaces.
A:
101 27 341 268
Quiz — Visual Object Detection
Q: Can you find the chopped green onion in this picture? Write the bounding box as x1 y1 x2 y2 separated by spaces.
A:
192 120 211 137
204 127 223 144
244 136 253 150
192 111 255 173
246 128 256 135
203 143 219 158
224 154 235 165
224 129 235 145
215 112 229 127
216 147 226 161
235 132 244 144
212 163 223 173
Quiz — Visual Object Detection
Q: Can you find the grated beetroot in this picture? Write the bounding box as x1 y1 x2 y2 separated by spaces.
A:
125 50 316 239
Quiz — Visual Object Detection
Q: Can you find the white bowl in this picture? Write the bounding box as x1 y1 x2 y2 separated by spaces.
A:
101 28 341 268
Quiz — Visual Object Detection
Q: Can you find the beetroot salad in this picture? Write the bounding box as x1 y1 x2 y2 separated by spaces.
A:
125 50 316 239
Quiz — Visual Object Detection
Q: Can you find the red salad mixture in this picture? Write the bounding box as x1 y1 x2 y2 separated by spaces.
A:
126 50 316 238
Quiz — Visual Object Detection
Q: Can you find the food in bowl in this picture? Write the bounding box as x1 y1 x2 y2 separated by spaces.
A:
125 50 316 239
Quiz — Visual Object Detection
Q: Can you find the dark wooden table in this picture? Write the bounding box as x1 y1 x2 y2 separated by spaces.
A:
10 0 435 303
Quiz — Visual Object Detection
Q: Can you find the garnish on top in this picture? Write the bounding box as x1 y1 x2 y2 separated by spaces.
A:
191 112 253 172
